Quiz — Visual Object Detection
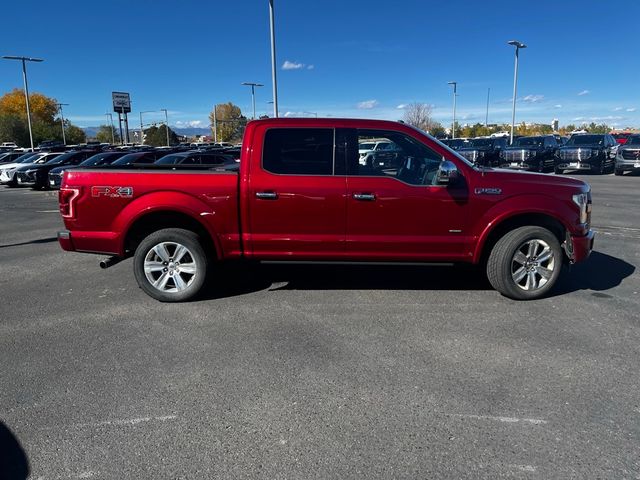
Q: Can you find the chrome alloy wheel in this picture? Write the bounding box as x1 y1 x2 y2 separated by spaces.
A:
143 241 197 293
511 239 556 291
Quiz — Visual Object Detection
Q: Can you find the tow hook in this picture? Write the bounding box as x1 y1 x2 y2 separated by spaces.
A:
99 256 122 269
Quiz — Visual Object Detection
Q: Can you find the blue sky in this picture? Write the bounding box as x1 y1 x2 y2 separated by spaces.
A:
1 0 639 129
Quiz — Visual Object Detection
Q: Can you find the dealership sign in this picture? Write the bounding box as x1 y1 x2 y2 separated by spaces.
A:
112 92 131 114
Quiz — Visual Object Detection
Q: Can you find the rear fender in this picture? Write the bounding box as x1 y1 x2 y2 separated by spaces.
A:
112 191 223 257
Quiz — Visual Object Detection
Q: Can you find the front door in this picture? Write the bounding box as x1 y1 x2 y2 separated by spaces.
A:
343 128 470 261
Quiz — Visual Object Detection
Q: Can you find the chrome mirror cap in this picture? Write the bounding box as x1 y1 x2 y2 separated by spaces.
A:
437 160 459 185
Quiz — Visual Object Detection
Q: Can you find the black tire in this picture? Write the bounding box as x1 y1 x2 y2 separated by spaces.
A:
486 226 562 300
554 167 563 175
133 228 208 302
614 169 623 176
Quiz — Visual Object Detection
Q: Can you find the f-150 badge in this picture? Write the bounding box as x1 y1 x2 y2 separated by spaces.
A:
91 186 134 198
474 187 502 195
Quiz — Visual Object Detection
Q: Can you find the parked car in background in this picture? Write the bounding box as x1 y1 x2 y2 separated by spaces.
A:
1 152 61 186
37 140 66 151
17 150 97 189
48 151 128 188
154 151 236 167
358 139 403 167
0 142 18 151
611 132 632 145
0 152 40 185
614 134 640 175
440 138 468 150
0 151 27 164
555 134 617 174
222 146 241 162
457 137 508 167
499 135 558 172
108 150 176 168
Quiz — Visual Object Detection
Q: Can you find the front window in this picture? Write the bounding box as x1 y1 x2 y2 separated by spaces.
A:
624 135 640 146
347 129 442 185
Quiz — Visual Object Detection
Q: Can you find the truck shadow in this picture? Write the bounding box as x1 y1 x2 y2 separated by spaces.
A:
0 421 29 480
200 251 634 300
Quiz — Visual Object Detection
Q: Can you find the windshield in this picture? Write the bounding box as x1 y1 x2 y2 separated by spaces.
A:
14 152 38 163
624 135 640 146
45 152 77 165
79 153 117 166
469 138 494 148
358 143 375 150
514 137 543 147
28 153 57 164
111 153 144 166
567 135 604 146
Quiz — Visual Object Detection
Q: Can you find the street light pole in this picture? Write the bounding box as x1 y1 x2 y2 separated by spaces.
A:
269 0 279 117
2 56 44 150
213 105 218 143
56 103 69 145
485 88 490 127
161 109 170 146
241 82 264 120
105 113 115 144
447 81 457 139
508 40 527 145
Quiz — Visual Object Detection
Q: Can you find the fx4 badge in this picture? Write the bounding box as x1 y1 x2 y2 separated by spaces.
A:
474 187 502 195
91 186 134 198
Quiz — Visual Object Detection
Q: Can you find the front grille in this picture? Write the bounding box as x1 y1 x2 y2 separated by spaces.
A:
17 172 33 183
558 148 592 161
503 150 530 162
460 151 477 162
621 149 640 160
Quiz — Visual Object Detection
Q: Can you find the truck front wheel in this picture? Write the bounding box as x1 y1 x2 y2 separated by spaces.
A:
133 228 208 302
486 226 562 300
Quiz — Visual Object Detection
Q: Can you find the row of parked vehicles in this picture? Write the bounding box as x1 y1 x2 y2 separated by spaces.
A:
0 144 241 190
438 133 640 175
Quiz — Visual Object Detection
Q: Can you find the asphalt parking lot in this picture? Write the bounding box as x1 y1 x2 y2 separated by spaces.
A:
1 175 639 479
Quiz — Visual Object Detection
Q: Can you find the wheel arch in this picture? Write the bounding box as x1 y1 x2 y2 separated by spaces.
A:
474 212 568 265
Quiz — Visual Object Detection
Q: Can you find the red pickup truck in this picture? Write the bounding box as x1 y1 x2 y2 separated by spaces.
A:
58 118 594 301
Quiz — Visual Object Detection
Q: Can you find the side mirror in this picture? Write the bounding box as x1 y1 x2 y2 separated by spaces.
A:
436 160 460 185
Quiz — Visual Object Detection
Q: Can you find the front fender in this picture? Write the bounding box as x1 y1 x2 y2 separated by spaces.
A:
471 193 577 263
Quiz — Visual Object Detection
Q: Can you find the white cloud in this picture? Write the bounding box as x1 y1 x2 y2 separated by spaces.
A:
522 94 544 103
577 90 590 96
627 107 636 112
307 64 314 70
396 104 407 109
282 60 306 70
613 107 623 111
175 120 205 128
554 104 563 108
357 99 379 109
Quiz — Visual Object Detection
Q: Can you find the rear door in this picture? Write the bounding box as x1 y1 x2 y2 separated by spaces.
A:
245 126 346 258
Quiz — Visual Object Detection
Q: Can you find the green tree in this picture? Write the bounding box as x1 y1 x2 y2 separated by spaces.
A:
0 113 29 146
65 124 86 144
209 102 246 142
95 124 119 143
144 124 178 146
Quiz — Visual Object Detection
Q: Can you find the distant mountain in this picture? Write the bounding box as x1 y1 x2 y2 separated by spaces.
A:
82 126 211 139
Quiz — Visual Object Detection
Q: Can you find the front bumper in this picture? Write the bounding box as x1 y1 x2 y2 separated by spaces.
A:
564 230 595 264
16 172 37 186
499 162 537 171
615 159 640 172
555 161 596 171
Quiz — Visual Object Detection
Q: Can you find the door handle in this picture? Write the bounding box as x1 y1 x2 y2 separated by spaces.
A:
353 193 376 201
255 191 278 200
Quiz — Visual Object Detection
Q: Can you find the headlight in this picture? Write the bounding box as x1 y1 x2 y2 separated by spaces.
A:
591 149 600 158
572 193 589 224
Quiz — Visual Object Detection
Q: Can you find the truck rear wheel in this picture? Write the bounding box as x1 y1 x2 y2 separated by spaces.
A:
133 228 208 302
486 226 562 300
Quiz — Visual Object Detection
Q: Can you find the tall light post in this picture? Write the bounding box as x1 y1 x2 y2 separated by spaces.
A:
139 110 156 145
268 0 279 117
241 82 263 120
508 40 526 145
212 104 218 143
485 88 490 127
160 109 170 146
447 81 457 139
2 56 44 150
56 103 69 145
105 113 115 144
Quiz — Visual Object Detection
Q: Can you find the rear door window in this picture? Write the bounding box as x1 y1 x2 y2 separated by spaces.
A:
263 128 334 175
